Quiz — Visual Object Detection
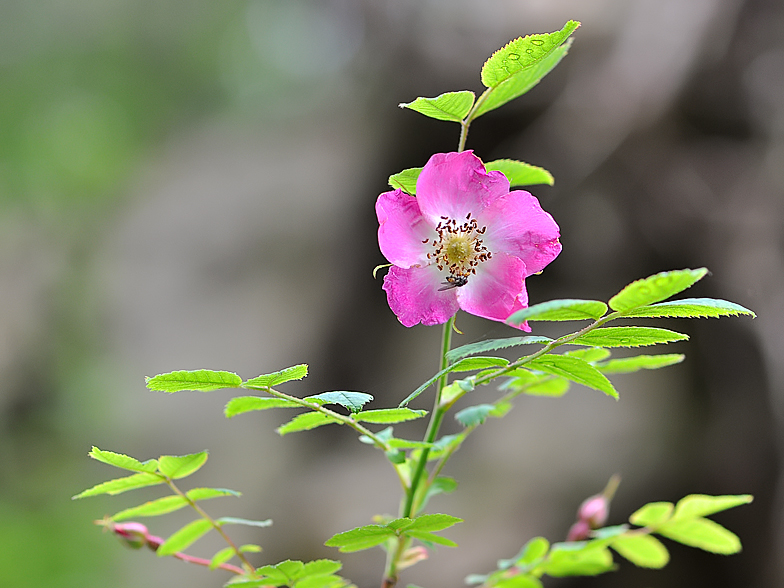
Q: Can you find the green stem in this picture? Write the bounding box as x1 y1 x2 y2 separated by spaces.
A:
165 478 255 572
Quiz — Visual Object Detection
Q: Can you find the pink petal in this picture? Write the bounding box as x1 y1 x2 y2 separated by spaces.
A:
416 151 509 226
376 189 433 268
383 265 460 327
456 253 531 330
479 189 562 276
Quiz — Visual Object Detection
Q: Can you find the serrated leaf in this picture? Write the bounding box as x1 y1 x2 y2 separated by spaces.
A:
225 396 300 417
388 167 422 195
354 408 427 424
508 300 607 325
72 472 164 499
622 297 755 319
422 476 457 510
542 543 615 577
405 530 457 547
596 354 684 374
570 326 689 348
528 355 617 398
564 348 612 362
217 517 273 528
146 369 242 392
611 534 669 568
158 451 208 479
277 412 341 435
112 495 188 521
455 404 496 427
324 525 396 552
475 21 580 117
88 447 159 473
446 336 552 364
609 268 708 312
407 513 462 533
158 519 212 556
302 560 342 577
296 574 347 588
210 546 236 570
672 494 753 520
485 159 554 187
494 576 543 588
243 364 308 389
306 391 373 413
399 91 475 122
629 502 674 528
525 377 570 397
657 517 742 554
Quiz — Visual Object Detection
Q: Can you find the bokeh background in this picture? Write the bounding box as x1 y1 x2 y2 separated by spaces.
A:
1 0 782 587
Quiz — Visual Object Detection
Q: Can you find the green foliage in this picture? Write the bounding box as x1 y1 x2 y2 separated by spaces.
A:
595 354 684 374
325 514 461 553
353 408 428 424
388 167 422 194
111 488 239 521
158 451 209 479
484 159 554 187
210 546 236 570
277 412 341 435
508 299 607 324
158 519 212 556
622 298 756 319
609 268 708 312
454 404 496 427
610 534 669 568
217 517 273 528
570 326 689 348
527 355 617 398
225 396 301 417
399 91 476 122
146 369 242 392
73 472 164 499
307 391 374 413
243 365 309 389
446 336 551 364
230 559 347 588
474 21 580 117
89 447 159 473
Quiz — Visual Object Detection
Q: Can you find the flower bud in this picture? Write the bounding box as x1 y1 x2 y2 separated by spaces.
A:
112 522 150 550
566 519 592 542
577 494 610 529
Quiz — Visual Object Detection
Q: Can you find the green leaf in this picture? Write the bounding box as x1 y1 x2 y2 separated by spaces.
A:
455 404 496 427
494 576 543 588
354 408 427 424
277 412 341 435
446 336 552 364
451 356 510 372
609 268 708 312
570 326 689 348
629 502 674 528
225 396 300 417
525 377 570 397
399 91 475 122
240 544 263 553
324 525 396 553
112 495 188 521
596 354 684 374
407 513 462 533
243 364 308 389
302 560 343 577
387 438 433 449
621 297 756 319
508 299 607 324
157 519 212 556
611 534 669 568
88 447 158 473
296 575 347 588
657 517 742 554
146 369 242 392
72 472 164 499
421 476 457 510
514 537 550 568
484 159 554 187
188 487 241 499
217 517 273 528
405 530 457 547
158 451 208 479
306 391 373 413
527 355 617 398
475 21 580 117
542 543 615 577
388 167 422 195
672 494 753 520
564 347 612 362
209 546 236 570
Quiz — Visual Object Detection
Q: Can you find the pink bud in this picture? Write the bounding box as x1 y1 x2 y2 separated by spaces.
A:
566 519 592 542
398 546 429 571
112 522 149 550
577 494 609 529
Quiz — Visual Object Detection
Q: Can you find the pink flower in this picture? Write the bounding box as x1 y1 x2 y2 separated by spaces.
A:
376 151 561 329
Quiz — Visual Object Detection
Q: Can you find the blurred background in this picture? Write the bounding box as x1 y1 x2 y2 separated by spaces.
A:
0 0 781 587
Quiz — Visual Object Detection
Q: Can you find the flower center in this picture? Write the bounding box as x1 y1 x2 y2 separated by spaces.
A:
423 213 491 282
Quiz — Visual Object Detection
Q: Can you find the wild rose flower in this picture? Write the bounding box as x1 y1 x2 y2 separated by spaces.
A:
376 151 561 329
